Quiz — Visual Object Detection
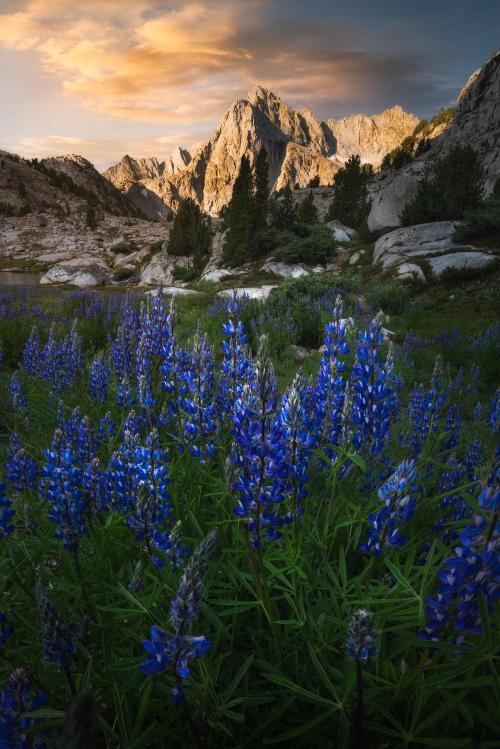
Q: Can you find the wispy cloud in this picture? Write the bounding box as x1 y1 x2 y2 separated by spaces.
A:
0 0 444 125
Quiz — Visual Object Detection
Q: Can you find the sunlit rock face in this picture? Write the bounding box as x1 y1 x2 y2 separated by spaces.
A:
105 87 418 216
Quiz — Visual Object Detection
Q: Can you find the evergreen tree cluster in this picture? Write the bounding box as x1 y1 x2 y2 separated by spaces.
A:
222 149 270 265
168 198 212 265
401 145 484 226
325 155 372 231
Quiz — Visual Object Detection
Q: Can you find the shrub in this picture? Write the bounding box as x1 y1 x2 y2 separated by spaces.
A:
275 224 336 265
454 200 500 244
367 281 410 315
112 267 135 281
109 240 136 255
171 265 199 283
439 258 500 286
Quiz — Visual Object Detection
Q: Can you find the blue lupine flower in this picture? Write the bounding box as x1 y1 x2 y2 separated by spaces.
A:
36 583 76 666
180 328 217 461
421 458 499 643
351 314 393 456
273 374 315 519
472 401 483 421
488 389 499 433
88 352 110 403
0 668 47 749
126 430 172 566
117 375 135 409
231 336 290 548
0 482 15 540
22 326 42 375
360 459 417 556
141 529 218 705
314 296 350 458
41 429 86 555
405 362 445 457
97 411 115 443
444 406 462 450
347 609 377 663
9 371 27 414
217 300 252 420
6 435 38 494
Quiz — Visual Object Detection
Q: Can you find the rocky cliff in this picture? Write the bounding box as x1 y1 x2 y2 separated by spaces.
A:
106 86 419 216
368 51 500 234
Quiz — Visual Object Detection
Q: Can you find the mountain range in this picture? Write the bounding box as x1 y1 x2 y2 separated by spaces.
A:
104 88 419 216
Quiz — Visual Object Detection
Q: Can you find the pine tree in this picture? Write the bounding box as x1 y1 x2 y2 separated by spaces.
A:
168 198 211 265
326 155 370 229
401 145 484 225
271 184 296 230
222 155 255 266
297 190 319 224
254 147 270 232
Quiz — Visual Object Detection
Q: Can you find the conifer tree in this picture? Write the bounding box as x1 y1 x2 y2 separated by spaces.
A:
326 155 370 229
222 155 255 266
254 147 270 232
271 183 296 230
168 198 211 265
297 190 319 224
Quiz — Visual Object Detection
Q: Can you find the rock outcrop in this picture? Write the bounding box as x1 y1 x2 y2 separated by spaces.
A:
368 51 500 233
372 220 498 276
327 106 420 168
106 86 418 216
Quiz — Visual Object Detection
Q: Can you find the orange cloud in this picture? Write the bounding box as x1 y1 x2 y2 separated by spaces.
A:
0 0 436 130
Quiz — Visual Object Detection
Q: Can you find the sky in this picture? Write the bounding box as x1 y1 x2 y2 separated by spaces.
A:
0 0 498 170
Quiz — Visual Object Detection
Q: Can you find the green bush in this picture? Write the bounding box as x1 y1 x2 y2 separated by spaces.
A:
171 265 199 282
439 258 500 285
109 240 136 255
112 267 135 281
275 224 336 265
367 280 410 315
454 200 500 244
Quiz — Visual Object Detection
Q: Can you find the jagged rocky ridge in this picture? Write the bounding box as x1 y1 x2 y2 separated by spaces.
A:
105 87 419 216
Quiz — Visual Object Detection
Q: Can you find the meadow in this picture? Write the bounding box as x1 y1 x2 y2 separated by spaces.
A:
0 273 498 748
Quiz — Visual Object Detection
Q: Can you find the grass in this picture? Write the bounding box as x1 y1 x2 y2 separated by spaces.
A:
0 272 498 747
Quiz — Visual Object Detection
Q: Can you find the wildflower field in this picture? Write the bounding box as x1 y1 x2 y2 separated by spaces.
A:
0 276 498 748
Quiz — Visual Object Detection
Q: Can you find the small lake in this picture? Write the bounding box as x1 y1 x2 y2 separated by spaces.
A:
0 270 43 286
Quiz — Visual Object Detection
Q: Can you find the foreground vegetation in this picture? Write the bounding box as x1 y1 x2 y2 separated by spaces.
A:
0 274 498 748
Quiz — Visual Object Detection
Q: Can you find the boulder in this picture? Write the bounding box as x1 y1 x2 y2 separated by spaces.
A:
326 220 357 242
289 344 310 362
218 285 277 301
427 252 497 276
260 260 309 278
396 263 426 282
146 287 201 297
373 221 460 265
40 263 108 287
140 254 190 285
113 248 150 268
367 163 428 235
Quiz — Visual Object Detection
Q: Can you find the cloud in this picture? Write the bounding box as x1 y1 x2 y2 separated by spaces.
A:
0 0 447 127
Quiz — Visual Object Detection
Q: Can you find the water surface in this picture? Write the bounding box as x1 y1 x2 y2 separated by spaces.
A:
0 270 43 286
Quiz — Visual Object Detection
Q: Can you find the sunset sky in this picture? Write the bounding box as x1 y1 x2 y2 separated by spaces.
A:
0 0 498 170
